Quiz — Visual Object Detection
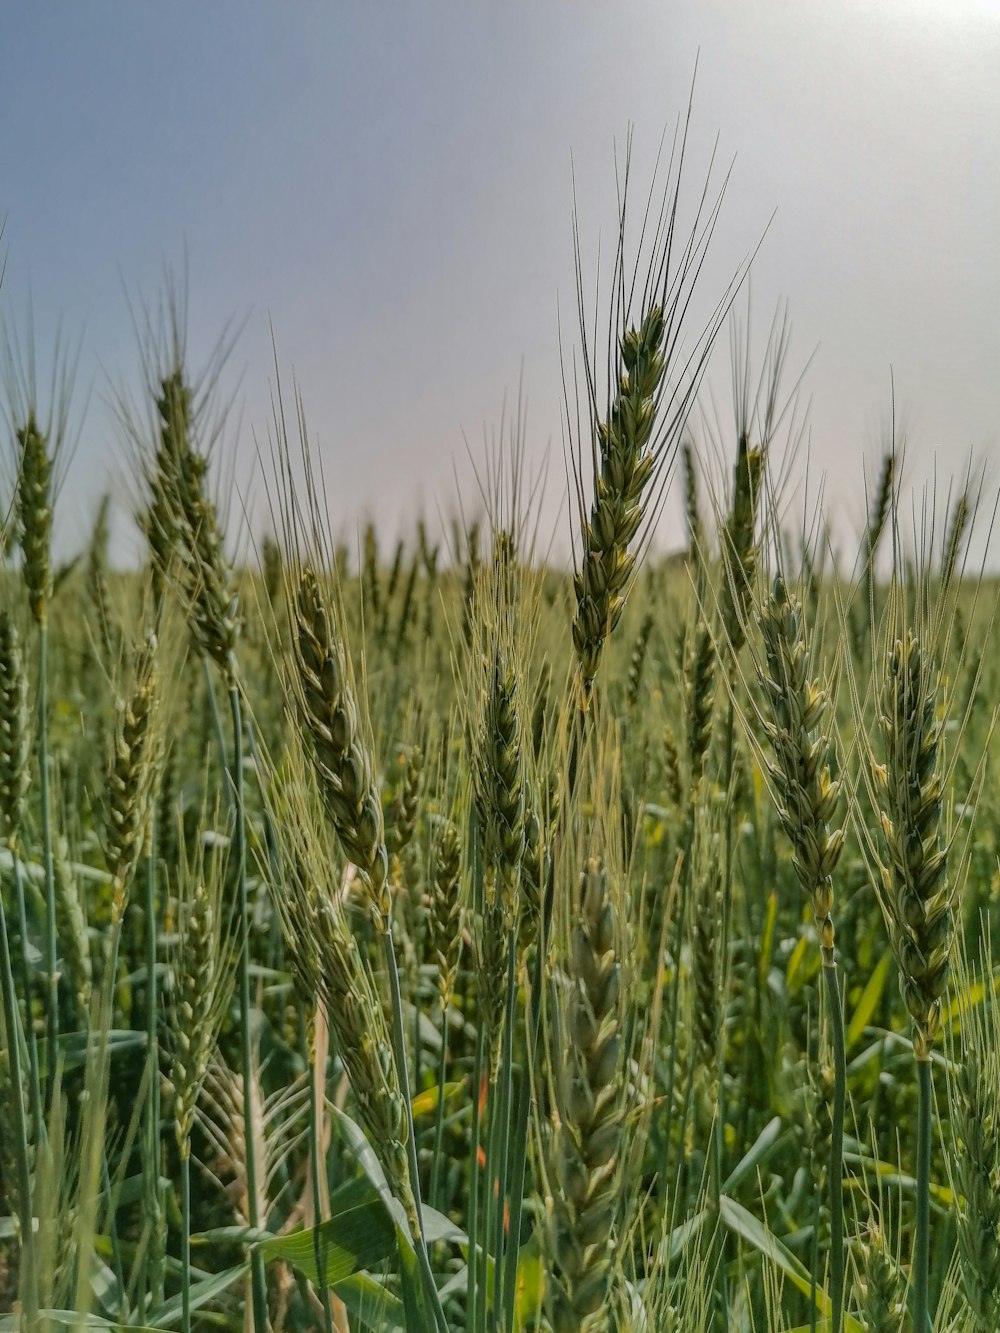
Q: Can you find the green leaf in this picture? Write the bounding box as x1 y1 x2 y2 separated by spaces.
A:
335 1271 406 1332
657 1208 709 1265
396 1227 426 1332
758 889 778 989
718 1196 864 1333
843 1154 954 1207
261 1190 396 1286
330 1106 468 1248
786 933 820 998
31 1315 164 1332
190 1224 273 1248
331 1106 401 1222
942 965 1000 1030
846 951 892 1050
36 1028 146 1072
411 1080 464 1118
145 1263 246 1327
513 1240 545 1330
721 1116 782 1195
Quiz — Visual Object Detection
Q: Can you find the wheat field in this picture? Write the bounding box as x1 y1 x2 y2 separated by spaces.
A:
0 153 998 1333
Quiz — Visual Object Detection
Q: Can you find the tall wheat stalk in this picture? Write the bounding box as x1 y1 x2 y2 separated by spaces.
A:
0 611 43 1153
142 340 270 1333
755 574 846 1333
72 632 161 1320
289 560 447 1331
851 534 969 1333
15 411 59 1103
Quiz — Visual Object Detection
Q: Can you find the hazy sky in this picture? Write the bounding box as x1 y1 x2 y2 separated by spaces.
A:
2 1 998 563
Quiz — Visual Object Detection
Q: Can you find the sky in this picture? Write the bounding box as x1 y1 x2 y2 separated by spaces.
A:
2 0 998 565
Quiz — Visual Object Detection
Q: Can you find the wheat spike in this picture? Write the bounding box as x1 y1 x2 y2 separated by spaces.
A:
85 494 115 660
16 412 54 629
174 432 240 678
870 629 951 1058
545 858 625 1333
684 620 716 791
170 870 234 1159
292 566 391 929
105 635 161 923
757 577 844 956
852 1220 905 1333
429 818 463 1012
572 305 667 694
719 436 765 661
0 612 30 844
626 612 654 709
141 368 190 606
387 740 424 865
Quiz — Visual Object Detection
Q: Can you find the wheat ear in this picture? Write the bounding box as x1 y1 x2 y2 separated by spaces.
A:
544 858 625 1333
871 629 952 1060
853 1218 905 1333
572 305 667 695
866 625 952 1333
0 612 30 843
105 635 161 926
16 413 53 631
15 410 62 1099
292 566 391 928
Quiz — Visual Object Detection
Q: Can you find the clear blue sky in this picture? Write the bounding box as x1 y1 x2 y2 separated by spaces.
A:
3 0 998 562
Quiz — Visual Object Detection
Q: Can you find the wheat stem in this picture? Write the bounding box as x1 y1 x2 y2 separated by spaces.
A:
0 881 37 1324
429 1029 450 1213
483 1064 502 1333
914 1056 933 1333
493 929 518 1333
808 1186 820 1333
11 849 43 1149
228 683 269 1333
143 834 165 1310
100 1148 127 1313
303 1009 335 1333
380 926 449 1333
823 959 846 1333
37 624 58 1104
72 907 127 1318
663 792 698 1232
181 1151 192 1333
501 1053 530 1328
468 1022 486 1331
713 699 736 1332
204 658 229 775
429 812 461 1211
